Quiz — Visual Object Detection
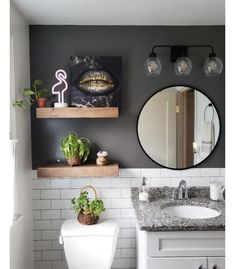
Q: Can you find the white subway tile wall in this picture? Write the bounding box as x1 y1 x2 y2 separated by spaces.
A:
32 168 225 269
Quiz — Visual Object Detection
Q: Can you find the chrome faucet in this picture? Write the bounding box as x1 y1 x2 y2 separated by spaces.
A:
174 180 189 200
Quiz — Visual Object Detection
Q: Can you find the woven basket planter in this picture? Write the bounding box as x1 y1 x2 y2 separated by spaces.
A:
77 213 99 225
77 185 99 225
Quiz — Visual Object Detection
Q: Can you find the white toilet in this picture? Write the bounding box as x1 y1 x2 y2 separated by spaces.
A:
59 219 119 269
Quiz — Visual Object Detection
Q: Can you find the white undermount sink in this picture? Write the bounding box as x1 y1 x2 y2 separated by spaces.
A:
161 204 221 219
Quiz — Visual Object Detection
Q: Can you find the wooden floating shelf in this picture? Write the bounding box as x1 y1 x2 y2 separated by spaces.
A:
37 163 119 178
36 107 119 118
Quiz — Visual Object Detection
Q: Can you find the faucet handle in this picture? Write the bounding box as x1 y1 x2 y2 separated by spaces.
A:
198 266 206 269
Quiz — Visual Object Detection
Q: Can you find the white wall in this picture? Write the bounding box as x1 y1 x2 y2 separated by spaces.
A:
138 90 176 167
194 91 220 164
10 3 33 269
32 168 225 269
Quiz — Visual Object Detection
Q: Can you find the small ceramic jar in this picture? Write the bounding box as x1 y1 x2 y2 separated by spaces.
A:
210 180 224 201
96 151 108 166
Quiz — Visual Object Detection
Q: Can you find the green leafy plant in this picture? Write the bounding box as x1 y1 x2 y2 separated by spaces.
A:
60 132 90 162
71 190 105 218
13 100 25 109
13 79 50 108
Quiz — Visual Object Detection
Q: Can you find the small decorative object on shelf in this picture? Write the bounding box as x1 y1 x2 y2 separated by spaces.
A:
52 69 68 108
71 185 105 225
13 79 50 108
60 132 90 166
96 151 109 166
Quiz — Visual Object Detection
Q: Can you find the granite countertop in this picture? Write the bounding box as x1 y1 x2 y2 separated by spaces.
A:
131 187 225 232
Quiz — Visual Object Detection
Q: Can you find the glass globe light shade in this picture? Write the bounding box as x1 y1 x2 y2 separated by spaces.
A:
174 57 192 76
203 57 223 77
144 57 162 77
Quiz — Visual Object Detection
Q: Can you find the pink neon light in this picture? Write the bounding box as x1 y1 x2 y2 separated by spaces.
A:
52 69 68 103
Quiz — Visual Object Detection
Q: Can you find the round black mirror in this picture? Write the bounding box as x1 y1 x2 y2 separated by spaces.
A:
137 86 220 169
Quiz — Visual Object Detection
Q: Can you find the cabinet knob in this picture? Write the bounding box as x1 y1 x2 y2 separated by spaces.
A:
199 266 206 269
213 265 218 269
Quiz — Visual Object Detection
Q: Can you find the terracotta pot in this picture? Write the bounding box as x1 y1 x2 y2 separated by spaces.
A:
78 213 99 225
37 97 47 108
66 156 81 166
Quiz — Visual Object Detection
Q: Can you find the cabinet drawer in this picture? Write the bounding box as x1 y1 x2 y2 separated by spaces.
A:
147 257 207 269
147 231 225 257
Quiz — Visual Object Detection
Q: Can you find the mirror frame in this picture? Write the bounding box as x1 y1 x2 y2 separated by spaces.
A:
136 84 221 170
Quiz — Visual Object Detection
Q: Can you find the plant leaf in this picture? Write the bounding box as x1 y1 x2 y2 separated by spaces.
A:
23 88 35 97
60 132 90 161
34 79 42 86
12 100 25 109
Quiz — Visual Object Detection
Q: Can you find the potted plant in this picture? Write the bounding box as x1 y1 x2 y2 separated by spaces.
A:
13 79 50 108
60 131 90 166
72 185 105 225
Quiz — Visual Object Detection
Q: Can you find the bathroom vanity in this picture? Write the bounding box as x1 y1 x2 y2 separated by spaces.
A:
137 230 224 269
131 187 225 269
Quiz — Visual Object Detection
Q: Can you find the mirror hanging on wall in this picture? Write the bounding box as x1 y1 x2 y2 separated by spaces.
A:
137 86 220 169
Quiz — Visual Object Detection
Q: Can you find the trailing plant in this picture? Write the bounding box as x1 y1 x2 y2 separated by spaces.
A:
13 79 50 108
71 190 105 218
13 100 25 109
60 132 90 162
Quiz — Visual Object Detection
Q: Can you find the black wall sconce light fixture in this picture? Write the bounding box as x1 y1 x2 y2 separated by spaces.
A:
144 45 223 77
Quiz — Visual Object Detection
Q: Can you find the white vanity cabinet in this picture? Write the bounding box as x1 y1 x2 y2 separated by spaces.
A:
208 257 225 269
137 228 225 269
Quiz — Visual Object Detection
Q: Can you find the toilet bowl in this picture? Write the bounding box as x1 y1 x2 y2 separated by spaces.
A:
59 219 119 269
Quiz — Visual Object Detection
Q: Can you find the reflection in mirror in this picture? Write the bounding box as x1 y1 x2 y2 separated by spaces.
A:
137 86 220 169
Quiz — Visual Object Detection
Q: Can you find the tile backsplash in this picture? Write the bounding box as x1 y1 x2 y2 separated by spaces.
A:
32 168 225 269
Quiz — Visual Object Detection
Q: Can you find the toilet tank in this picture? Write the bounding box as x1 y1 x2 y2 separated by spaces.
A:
60 219 119 269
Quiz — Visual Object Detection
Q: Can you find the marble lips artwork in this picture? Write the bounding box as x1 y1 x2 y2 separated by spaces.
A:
70 56 122 107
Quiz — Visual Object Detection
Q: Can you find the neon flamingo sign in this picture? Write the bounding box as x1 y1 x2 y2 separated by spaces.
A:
52 69 68 107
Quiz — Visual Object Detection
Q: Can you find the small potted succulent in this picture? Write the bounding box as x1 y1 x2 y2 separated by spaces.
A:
72 185 105 225
60 131 90 166
13 79 50 108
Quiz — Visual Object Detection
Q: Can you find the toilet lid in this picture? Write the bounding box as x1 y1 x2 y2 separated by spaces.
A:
61 219 119 237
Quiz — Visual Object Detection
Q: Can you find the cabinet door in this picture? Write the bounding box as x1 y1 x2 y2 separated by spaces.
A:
208 257 225 269
147 257 207 269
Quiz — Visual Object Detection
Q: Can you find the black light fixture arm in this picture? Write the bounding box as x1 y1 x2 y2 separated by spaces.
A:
149 44 216 59
187 45 216 57
151 45 172 52
149 45 172 57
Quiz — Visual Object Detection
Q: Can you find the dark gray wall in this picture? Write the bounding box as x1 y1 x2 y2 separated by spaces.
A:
30 26 225 169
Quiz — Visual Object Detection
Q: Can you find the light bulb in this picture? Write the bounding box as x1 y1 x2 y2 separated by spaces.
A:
144 57 162 77
174 57 192 76
203 57 223 77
